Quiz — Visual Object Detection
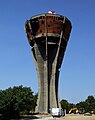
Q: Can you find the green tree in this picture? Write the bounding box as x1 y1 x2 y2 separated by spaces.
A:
85 95 95 112
60 99 68 110
32 93 38 111
76 101 87 113
60 99 75 113
0 85 36 119
76 95 95 113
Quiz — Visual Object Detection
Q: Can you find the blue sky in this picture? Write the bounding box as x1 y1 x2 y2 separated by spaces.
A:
0 0 95 104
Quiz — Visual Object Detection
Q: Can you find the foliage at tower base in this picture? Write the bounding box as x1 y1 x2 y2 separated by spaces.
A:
0 85 37 120
76 95 95 113
61 95 95 114
60 99 75 114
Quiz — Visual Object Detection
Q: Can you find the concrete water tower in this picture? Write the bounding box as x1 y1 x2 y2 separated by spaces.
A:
25 13 72 113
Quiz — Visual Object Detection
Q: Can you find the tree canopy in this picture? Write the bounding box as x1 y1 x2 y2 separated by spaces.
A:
60 99 75 113
76 95 95 113
61 95 95 114
0 85 37 119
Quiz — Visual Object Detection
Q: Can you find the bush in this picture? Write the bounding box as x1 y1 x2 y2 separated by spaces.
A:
0 85 37 119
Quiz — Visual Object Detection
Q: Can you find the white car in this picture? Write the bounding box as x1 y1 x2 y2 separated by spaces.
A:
51 108 65 117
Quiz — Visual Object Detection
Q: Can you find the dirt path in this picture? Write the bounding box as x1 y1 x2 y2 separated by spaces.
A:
21 114 95 120
37 114 95 120
58 114 95 120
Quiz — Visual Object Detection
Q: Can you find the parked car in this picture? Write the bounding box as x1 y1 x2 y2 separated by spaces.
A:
51 108 65 117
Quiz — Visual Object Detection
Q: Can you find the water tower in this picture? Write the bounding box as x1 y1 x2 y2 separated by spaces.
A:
25 13 72 113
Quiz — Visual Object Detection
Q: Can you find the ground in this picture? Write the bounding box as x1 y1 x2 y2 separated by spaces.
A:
21 114 95 120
